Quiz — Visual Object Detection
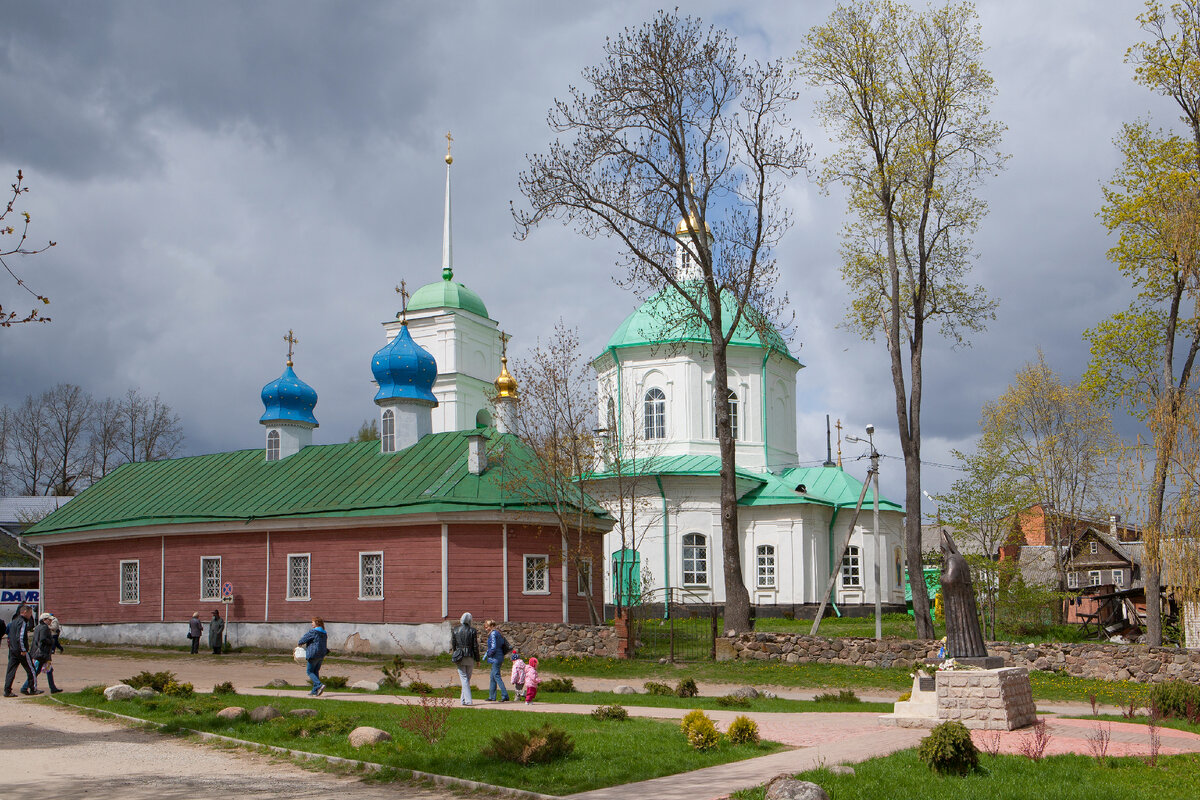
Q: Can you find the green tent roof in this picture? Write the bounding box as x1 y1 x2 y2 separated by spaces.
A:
603 286 797 363
407 273 489 319
27 429 609 537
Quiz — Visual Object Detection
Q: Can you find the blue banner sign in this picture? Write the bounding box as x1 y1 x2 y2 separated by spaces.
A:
0 590 40 604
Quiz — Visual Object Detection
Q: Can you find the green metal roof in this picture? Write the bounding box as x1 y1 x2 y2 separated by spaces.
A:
26 429 609 537
739 466 903 511
603 285 798 363
588 454 765 485
407 273 489 319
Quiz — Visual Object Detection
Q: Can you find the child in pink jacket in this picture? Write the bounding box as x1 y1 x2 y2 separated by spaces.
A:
510 653 526 698
524 656 540 704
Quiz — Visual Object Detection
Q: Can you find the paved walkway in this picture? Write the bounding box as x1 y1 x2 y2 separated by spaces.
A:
21 649 1200 800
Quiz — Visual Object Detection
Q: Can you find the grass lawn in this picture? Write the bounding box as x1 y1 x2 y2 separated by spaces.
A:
731 750 1200 800
1082 713 1200 737
55 690 783 795
754 612 1088 644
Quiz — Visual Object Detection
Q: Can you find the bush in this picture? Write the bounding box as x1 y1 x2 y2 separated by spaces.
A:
716 694 750 708
1150 680 1200 721
408 680 435 696
212 681 236 695
277 715 355 739
322 676 349 690
725 715 759 745
814 689 860 704
163 679 195 698
644 681 674 696
540 677 575 693
124 671 178 692
675 678 699 698
680 709 711 737
379 655 405 689
590 704 628 721
483 724 576 765
897 691 912 703
918 721 979 776
685 715 720 751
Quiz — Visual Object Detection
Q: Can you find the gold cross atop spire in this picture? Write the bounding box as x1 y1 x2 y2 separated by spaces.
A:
499 329 511 358
395 280 410 324
284 329 298 367
445 131 454 165
835 418 843 468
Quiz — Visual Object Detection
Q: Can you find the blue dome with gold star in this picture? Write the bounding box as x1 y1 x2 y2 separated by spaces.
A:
260 365 319 426
372 324 438 405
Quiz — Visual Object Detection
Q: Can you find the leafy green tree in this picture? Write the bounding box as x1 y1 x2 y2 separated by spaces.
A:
796 0 1007 638
349 418 380 442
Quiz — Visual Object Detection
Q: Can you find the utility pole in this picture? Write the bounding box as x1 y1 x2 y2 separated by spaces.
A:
847 425 882 640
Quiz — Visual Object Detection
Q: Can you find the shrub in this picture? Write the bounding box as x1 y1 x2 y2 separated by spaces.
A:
399 690 455 744
590 704 628 721
278 715 355 739
896 691 911 703
685 715 720 751
917 721 979 776
379 655 405 689
725 715 759 745
163 679 195 698
675 678 699 698
680 709 711 737
212 681 236 695
322 676 349 690
716 694 750 708
644 681 674 696
408 680 435 696
483 724 576 765
540 677 575 693
814 689 860 704
1150 680 1200 721
124 671 178 692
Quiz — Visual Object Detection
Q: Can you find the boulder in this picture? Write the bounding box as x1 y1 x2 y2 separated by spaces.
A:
350 680 380 691
761 691 778 699
104 684 138 701
614 685 637 695
731 686 760 700
265 678 290 688
348 726 392 748
135 688 158 698
288 708 318 718
765 776 830 800
216 707 247 720
249 705 282 722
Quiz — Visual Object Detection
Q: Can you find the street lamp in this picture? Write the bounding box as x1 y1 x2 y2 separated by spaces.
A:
847 425 882 641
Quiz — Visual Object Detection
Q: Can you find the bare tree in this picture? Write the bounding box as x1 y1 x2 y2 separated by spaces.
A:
88 396 124 480
116 388 183 464
1 170 55 327
41 383 94 496
515 11 809 632
9 394 49 494
0 406 12 494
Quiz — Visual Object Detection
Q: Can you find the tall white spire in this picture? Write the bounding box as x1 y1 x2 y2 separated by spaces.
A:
442 131 454 281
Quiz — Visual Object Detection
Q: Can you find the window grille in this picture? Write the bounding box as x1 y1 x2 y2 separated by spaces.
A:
120 561 139 604
524 555 549 593
288 554 310 600
201 557 221 600
683 533 708 585
360 552 383 599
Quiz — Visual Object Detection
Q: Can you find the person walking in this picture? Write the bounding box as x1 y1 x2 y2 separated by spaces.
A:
187 612 203 655
510 652 526 700
483 619 510 702
4 605 38 697
30 613 61 694
449 612 479 706
523 656 540 704
208 610 225 655
297 617 328 696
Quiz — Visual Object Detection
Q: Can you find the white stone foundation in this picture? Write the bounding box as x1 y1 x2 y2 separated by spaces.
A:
882 666 1036 731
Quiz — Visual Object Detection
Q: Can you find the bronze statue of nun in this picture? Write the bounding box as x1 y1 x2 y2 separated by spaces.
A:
940 530 988 659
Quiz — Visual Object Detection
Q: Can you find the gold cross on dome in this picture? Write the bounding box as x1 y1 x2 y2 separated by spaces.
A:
395 280 410 323
499 329 511 358
283 329 298 366
445 131 454 164
835 418 843 467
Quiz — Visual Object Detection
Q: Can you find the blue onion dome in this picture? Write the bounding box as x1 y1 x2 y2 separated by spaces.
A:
372 323 438 405
260 364 319 425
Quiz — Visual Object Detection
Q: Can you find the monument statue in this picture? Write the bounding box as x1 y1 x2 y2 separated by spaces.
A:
940 530 988 660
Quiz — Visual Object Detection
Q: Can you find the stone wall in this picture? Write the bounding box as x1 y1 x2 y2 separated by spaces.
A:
722 632 1200 684
493 622 618 659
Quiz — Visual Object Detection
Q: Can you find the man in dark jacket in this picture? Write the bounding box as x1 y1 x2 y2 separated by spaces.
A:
30 613 61 694
4 605 39 697
188 612 203 655
208 610 225 655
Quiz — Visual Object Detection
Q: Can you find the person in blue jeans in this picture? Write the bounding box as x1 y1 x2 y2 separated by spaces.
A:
483 619 510 702
297 617 328 696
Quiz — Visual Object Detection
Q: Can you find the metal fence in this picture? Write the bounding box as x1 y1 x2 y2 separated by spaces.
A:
626 588 717 662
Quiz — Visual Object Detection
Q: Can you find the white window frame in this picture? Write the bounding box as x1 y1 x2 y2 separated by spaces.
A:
577 558 593 596
1088 570 1102 587
682 532 708 586
287 553 311 601
200 556 222 601
524 554 550 595
841 545 861 588
381 409 396 453
1089 540 1098 554
643 388 666 440
359 551 384 600
1067 572 1079 589
756 544 776 589
266 429 280 461
120 559 140 604
714 389 739 441
1113 569 1124 588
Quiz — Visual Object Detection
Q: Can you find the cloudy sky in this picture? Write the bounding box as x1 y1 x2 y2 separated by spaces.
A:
0 1 1166 508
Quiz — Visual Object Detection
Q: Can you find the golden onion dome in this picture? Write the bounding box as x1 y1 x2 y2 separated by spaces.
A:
675 213 712 237
494 356 519 399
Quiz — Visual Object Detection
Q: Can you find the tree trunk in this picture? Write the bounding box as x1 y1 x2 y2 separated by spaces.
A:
1144 417 1174 646
712 341 750 634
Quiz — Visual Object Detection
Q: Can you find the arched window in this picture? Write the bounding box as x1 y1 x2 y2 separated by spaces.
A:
643 388 666 440
266 429 280 461
841 545 861 588
606 397 616 430
381 409 396 453
756 544 775 588
683 533 708 585
714 389 739 441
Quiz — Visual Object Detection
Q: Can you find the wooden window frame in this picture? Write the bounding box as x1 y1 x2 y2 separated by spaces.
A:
756 544 776 589
359 551 384 600
841 545 862 588
287 553 311 601
682 532 708 587
119 559 140 605
523 554 550 595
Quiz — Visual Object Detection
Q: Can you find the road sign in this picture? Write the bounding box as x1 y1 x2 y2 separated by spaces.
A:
221 581 234 602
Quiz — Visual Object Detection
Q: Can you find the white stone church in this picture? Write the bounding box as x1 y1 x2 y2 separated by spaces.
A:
381 150 907 616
